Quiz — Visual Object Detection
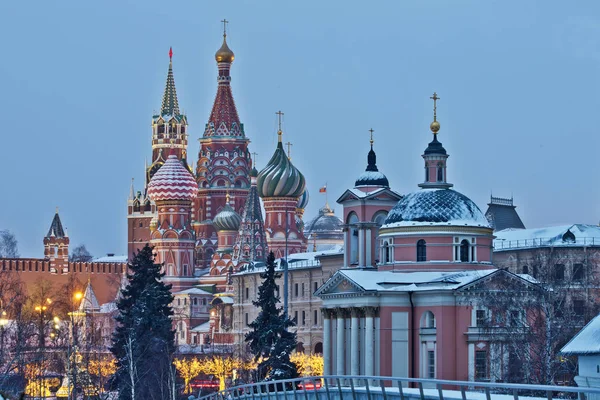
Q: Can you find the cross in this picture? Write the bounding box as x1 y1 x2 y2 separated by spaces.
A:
251 152 258 166
221 19 229 36
430 92 440 121
276 110 284 132
369 128 374 146
285 142 293 160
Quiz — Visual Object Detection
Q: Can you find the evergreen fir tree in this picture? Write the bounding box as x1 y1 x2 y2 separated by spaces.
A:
245 252 298 381
110 245 175 400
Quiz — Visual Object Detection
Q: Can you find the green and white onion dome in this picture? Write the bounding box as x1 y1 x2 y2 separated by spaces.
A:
213 202 242 231
257 141 305 198
297 188 309 209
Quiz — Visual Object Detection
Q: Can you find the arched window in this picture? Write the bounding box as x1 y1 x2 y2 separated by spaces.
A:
417 240 427 262
420 311 436 328
383 242 390 263
522 265 529 275
460 240 470 262
347 212 359 265
437 163 444 182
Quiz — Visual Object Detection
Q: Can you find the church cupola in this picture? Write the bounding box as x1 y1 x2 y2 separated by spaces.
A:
149 48 189 181
418 93 453 189
354 128 389 191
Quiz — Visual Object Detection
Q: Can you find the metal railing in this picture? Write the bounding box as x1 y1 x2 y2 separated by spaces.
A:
195 375 600 400
494 237 600 250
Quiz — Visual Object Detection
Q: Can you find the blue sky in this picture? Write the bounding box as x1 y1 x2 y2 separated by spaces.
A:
2 0 600 258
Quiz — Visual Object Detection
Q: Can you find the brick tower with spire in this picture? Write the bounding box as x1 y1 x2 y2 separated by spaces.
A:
128 48 188 258
194 23 252 268
43 209 70 273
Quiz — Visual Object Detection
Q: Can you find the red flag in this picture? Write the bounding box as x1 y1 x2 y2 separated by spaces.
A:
319 186 327 193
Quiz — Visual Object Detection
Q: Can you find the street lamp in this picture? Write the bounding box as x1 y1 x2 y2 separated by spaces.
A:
68 291 83 400
0 309 8 362
35 297 52 398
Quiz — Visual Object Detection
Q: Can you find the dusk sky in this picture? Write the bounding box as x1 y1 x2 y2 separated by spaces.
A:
2 0 600 258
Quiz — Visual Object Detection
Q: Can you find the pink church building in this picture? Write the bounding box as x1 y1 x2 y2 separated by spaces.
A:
317 95 536 382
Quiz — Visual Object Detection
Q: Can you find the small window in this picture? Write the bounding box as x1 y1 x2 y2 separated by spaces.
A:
294 311 298 323
245 287 249 300
573 264 585 281
460 240 470 262
476 310 486 327
428 351 435 378
475 351 487 380
554 264 565 281
177 298 181 306
416 240 426 262
314 281 318 293
295 283 299 297
302 283 305 297
302 311 306 326
574 300 585 317
245 313 249 325
437 165 443 182
314 310 318 325
522 265 529 275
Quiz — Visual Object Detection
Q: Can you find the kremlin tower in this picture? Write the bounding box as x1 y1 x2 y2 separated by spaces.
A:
43 209 69 273
194 23 253 268
257 117 308 257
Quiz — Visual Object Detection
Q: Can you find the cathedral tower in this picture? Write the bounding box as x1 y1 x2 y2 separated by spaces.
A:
257 116 307 257
194 23 252 266
147 154 197 291
43 209 70 273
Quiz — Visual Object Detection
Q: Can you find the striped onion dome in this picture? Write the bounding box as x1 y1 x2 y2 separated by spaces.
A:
147 155 197 201
297 188 309 209
213 202 242 231
257 141 306 198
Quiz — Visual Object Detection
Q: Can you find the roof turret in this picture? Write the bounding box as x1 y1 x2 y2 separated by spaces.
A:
354 128 389 188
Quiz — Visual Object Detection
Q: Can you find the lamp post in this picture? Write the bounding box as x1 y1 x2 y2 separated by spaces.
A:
68 291 83 400
0 308 8 363
35 297 52 398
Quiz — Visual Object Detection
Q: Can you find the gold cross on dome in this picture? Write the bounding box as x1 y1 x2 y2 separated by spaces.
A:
285 142 293 160
276 110 284 132
251 152 258 166
368 128 374 145
430 92 440 121
221 19 229 36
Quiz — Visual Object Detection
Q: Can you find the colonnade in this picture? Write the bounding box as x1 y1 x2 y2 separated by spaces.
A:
322 307 378 378
343 223 377 267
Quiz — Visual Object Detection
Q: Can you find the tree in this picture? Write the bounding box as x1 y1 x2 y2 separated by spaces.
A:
110 245 175 400
199 355 240 392
245 252 298 382
173 357 203 394
0 230 19 258
289 353 323 377
69 244 93 262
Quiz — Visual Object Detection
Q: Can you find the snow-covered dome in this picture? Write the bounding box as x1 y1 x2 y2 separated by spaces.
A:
147 155 197 201
354 144 389 188
383 189 490 228
304 204 344 240
257 140 305 198
297 189 309 210
213 202 242 231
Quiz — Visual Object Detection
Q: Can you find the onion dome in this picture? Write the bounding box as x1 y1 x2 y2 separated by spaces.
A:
355 130 389 188
257 134 306 198
383 189 490 228
150 216 158 232
304 204 344 240
297 188 310 210
250 166 258 178
215 34 235 63
147 155 197 201
213 196 242 231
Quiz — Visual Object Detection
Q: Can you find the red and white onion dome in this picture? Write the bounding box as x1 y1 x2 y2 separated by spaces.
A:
147 155 197 201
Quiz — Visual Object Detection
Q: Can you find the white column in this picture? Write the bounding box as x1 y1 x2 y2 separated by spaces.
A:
350 309 360 379
323 310 332 376
358 229 364 267
366 228 372 267
468 343 475 381
365 308 374 380
336 310 345 376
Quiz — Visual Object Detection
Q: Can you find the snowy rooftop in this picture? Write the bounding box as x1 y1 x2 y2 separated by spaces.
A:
383 189 490 229
92 255 128 263
191 321 211 332
235 247 343 275
494 224 600 250
561 313 600 355
174 287 213 296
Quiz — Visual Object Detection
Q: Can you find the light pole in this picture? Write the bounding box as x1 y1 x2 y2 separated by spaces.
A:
35 297 52 399
68 291 83 400
0 307 8 363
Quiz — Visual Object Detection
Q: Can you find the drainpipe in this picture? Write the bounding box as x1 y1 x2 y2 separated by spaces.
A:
409 291 415 387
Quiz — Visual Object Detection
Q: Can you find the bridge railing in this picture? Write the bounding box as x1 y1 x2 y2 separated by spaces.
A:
195 375 600 400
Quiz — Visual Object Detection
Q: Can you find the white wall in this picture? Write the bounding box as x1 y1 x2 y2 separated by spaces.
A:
391 312 409 378
580 355 600 377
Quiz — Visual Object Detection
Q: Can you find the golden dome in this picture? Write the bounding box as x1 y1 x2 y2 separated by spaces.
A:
215 35 235 63
430 120 440 133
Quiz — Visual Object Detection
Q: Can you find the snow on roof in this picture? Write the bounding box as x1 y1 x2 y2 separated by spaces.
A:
347 187 386 199
191 321 211 332
174 287 213 296
494 224 600 250
92 255 128 263
561 313 600 355
335 269 497 293
235 247 343 275
99 302 117 313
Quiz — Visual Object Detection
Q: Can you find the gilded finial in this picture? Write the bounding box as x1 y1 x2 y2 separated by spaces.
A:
429 92 440 134
215 19 234 63
226 191 230 204
221 18 229 37
169 47 173 61
285 142 293 161
369 128 374 149
276 110 284 143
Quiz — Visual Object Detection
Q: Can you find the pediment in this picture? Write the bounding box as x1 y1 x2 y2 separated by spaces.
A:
315 271 365 296
457 269 540 294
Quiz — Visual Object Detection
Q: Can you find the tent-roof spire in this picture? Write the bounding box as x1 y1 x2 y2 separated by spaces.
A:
160 47 180 116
